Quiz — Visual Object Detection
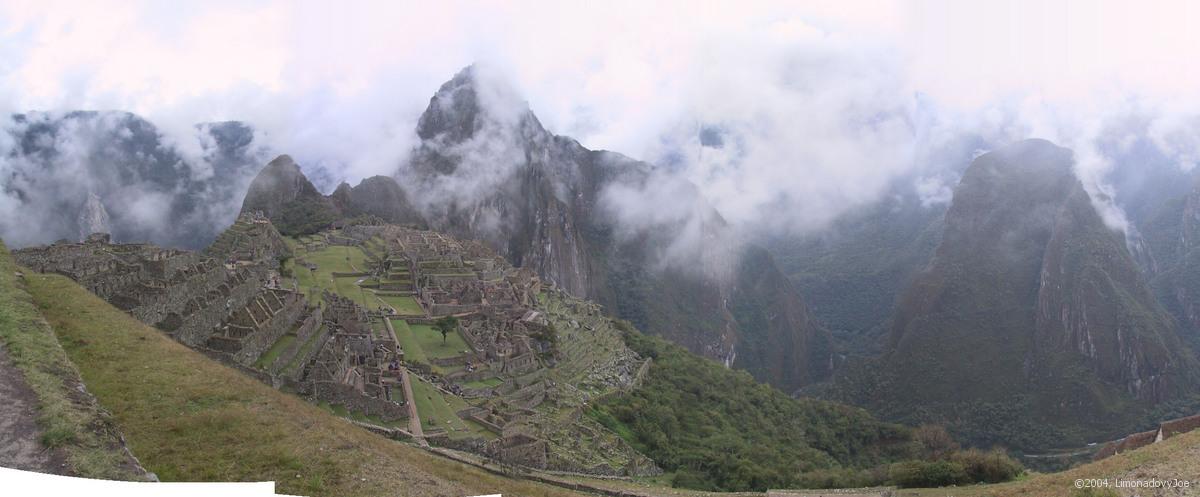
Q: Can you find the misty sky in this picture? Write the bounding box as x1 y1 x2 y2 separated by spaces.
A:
4 0 1200 235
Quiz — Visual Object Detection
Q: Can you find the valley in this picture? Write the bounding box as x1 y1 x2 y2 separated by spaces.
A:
11 3 1200 496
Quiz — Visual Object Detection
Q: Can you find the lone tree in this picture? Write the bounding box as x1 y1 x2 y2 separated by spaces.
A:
434 316 459 344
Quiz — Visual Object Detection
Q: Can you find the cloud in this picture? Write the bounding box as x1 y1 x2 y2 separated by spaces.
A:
0 111 266 248
4 0 1200 245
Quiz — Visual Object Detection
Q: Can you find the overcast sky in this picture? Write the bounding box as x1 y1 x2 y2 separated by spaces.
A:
4 0 1200 233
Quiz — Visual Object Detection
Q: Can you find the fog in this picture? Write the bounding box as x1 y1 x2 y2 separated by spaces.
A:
4 0 1200 248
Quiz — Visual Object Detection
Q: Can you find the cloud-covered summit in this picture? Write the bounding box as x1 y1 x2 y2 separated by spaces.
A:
0 111 268 248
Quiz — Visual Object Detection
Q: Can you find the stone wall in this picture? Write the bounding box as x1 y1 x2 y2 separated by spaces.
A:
232 290 307 366
311 381 408 422
342 225 388 241
174 269 264 347
498 437 549 469
130 262 229 326
283 324 333 382
507 382 547 409
270 306 325 375
430 303 481 316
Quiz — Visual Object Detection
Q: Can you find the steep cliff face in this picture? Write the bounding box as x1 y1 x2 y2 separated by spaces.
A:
1133 178 1200 350
401 66 833 391
840 139 1199 449
405 67 600 298
240 154 338 236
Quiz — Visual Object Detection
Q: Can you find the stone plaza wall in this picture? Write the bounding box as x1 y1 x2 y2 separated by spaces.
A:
233 291 307 366
311 381 408 422
269 306 325 375
283 325 333 382
129 263 229 326
174 269 264 347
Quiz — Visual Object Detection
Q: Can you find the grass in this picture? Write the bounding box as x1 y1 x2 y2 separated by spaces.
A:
563 424 1200 497
291 238 424 314
409 323 470 360
292 244 370 305
409 375 491 439
392 319 429 365
461 377 504 389
0 241 142 480
333 277 375 308
378 294 423 315
282 325 326 375
254 334 296 370
22 270 583 497
316 402 406 429
393 322 471 375
892 431 1200 497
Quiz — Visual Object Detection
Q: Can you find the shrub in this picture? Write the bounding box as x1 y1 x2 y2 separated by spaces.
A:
888 460 969 488
913 424 960 460
951 447 1023 483
593 331 916 492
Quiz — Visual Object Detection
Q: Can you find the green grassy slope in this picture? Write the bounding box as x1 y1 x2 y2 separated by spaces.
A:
591 326 915 492
0 240 143 480
21 269 583 497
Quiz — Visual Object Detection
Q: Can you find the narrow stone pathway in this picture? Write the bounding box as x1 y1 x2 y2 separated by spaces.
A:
399 367 427 447
0 342 67 474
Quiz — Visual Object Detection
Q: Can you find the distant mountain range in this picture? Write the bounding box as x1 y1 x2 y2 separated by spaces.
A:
0 111 266 249
238 66 834 393
10 68 1200 455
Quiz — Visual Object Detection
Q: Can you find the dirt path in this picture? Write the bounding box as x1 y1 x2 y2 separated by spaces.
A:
0 342 66 474
399 367 427 446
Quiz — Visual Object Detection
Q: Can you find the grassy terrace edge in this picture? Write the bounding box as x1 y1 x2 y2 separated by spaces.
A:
19 266 583 497
0 240 144 480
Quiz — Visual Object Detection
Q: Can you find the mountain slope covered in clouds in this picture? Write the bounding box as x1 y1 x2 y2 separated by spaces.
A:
0 111 265 249
399 66 835 391
765 186 946 355
832 139 1200 451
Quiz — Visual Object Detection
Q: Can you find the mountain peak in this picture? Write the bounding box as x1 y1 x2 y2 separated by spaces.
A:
240 155 337 235
415 64 535 143
848 138 1200 450
266 153 298 170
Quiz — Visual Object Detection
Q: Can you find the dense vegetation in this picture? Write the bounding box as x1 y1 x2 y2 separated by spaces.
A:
590 324 1025 492
591 324 908 491
766 192 945 356
276 198 338 236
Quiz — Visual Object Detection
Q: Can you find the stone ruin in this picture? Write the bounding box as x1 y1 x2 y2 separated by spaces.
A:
1093 412 1200 460
17 219 657 477
306 291 407 422
12 217 408 425
205 211 291 268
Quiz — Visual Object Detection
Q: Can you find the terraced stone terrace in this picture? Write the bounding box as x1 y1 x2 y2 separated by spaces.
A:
22 219 662 478
283 224 661 475
288 233 429 317
16 218 410 438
